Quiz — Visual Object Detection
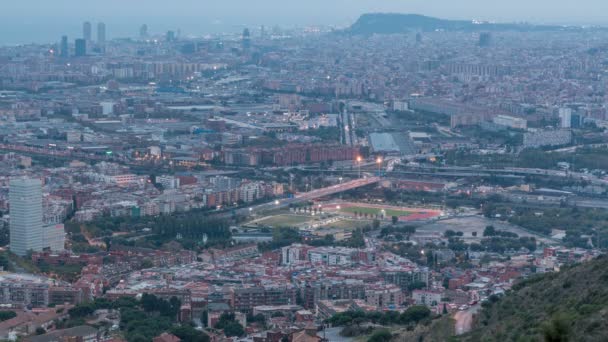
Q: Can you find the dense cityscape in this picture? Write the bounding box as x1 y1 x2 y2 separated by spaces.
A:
1 7 608 342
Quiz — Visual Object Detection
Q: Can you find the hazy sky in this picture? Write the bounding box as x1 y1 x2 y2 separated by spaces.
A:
1 0 608 45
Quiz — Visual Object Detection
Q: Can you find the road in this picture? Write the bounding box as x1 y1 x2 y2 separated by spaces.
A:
453 305 479 335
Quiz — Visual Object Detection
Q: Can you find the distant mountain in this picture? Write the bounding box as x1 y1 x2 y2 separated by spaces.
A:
345 13 568 35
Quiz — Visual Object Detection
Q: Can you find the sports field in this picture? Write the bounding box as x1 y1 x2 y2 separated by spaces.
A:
321 202 442 222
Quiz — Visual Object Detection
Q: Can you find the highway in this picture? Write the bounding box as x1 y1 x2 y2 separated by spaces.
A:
405 165 608 185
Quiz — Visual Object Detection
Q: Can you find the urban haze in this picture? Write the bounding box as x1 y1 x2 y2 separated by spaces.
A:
0 1 608 342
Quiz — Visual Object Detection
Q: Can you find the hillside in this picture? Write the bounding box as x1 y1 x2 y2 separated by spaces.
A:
462 255 608 342
345 13 566 35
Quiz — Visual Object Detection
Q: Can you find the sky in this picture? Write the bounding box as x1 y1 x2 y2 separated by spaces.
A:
1 0 608 45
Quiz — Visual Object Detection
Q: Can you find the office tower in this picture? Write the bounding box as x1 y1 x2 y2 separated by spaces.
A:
416 32 422 44
9 178 44 256
242 28 251 49
260 25 266 39
559 108 573 128
97 22 106 44
139 24 148 40
166 30 176 42
479 32 492 47
83 21 92 41
75 38 87 57
60 35 69 58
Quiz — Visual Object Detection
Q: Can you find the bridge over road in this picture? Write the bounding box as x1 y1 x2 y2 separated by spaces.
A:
227 177 382 217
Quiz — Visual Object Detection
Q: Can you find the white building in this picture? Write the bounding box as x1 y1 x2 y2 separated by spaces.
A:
239 183 260 203
100 101 115 115
393 101 409 111
43 223 66 251
492 115 527 129
523 129 572 148
157 175 180 189
307 247 355 265
66 131 83 143
9 178 45 256
412 290 443 306
281 244 308 265
559 108 572 128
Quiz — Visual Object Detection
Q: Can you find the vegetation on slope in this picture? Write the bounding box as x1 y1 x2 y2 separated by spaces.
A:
463 255 608 342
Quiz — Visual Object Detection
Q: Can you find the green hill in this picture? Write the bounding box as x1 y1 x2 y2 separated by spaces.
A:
345 13 571 35
463 255 608 342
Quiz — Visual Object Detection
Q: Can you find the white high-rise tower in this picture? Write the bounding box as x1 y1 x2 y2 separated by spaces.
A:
9 178 44 256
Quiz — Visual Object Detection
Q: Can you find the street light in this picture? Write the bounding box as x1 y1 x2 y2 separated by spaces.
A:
274 200 280 205
356 156 362 178
376 157 383 175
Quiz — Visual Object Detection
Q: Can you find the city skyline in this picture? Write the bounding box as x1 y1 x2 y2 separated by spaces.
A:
1 0 608 44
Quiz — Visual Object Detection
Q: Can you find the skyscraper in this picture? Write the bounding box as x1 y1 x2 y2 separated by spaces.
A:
83 21 92 41
75 38 87 57
166 30 176 42
97 22 106 44
242 28 251 50
9 178 44 256
139 24 148 40
60 35 69 58
479 32 492 47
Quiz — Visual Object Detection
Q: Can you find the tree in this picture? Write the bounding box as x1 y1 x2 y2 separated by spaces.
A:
483 225 496 237
542 313 570 342
141 259 154 269
391 216 398 225
373 219 380 230
368 329 392 342
0 311 16 322
223 322 245 337
408 281 427 291
68 304 95 318
170 325 210 342
35 327 46 335
400 306 431 324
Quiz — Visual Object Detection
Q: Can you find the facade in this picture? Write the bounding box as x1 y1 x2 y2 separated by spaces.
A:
492 115 527 129
10 178 44 256
97 22 106 44
380 268 430 290
307 247 356 266
60 36 69 58
365 285 405 308
523 129 572 148
281 244 311 265
301 281 366 309
412 289 443 306
231 285 296 313
75 39 86 57
43 223 65 252
157 175 180 189
83 22 92 41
